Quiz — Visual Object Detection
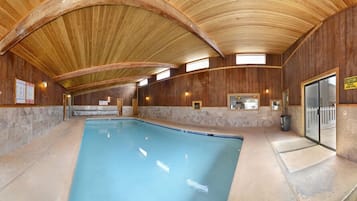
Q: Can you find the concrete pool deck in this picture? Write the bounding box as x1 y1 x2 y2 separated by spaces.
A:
0 117 356 201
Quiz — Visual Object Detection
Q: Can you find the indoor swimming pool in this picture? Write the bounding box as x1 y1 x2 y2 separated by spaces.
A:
69 119 243 201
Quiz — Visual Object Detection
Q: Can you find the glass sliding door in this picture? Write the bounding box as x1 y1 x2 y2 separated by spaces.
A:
319 76 336 149
305 82 320 142
304 75 336 150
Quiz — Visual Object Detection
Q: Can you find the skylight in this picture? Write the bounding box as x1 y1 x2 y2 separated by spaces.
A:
156 70 170 81
186 58 209 72
138 79 148 86
236 54 266 65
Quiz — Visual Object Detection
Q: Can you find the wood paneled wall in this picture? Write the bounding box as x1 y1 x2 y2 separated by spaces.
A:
139 54 282 107
283 5 357 105
139 67 282 107
0 52 65 106
74 85 137 106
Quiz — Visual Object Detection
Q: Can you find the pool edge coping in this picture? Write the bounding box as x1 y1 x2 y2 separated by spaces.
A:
85 117 244 140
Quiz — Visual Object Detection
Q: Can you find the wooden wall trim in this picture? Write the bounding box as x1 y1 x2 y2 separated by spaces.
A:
337 104 357 107
300 68 339 108
283 22 323 66
142 65 282 87
0 0 224 57
53 62 177 81
300 67 339 86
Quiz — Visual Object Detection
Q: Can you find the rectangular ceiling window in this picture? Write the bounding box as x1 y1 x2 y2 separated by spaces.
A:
186 58 209 72
138 79 148 86
156 70 170 81
236 54 266 65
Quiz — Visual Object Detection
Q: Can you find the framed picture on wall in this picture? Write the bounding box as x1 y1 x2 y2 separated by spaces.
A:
192 101 202 110
15 79 26 104
270 99 281 111
26 82 35 104
15 78 35 104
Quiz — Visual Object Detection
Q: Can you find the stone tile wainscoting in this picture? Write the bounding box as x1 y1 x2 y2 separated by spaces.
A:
287 105 304 136
337 105 357 162
0 106 63 156
71 106 133 116
288 104 357 163
139 106 281 128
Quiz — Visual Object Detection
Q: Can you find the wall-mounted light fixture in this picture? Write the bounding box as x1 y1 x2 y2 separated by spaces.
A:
40 81 47 88
184 91 190 97
145 96 150 101
107 96 111 102
67 94 71 98
265 89 270 94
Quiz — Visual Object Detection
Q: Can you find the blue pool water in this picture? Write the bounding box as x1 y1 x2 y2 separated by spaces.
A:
69 119 243 201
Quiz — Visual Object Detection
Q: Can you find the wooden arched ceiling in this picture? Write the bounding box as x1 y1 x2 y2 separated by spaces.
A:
59 66 167 89
53 62 177 82
66 75 149 92
1 0 357 92
0 0 223 57
168 0 357 54
9 5 217 90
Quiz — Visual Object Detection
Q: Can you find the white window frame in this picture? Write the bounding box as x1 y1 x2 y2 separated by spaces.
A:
138 79 148 86
156 70 170 81
236 54 266 65
186 58 209 72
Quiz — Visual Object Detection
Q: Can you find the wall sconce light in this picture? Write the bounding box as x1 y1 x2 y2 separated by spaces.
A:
40 81 48 88
107 96 111 102
67 94 71 98
145 96 150 101
265 89 270 94
184 91 190 97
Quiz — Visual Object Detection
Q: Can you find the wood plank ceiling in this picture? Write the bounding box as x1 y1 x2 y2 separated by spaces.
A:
0 0 356 93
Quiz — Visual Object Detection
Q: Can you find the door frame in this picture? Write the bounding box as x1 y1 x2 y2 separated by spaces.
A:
304 81 321 143
300 68 339 150
117 98 123 116
132 98 138 116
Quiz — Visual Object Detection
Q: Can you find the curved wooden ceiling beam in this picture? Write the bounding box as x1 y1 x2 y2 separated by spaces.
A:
67 75 148 92
53 62 176 82
0 0 224 57
73 83 136 96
